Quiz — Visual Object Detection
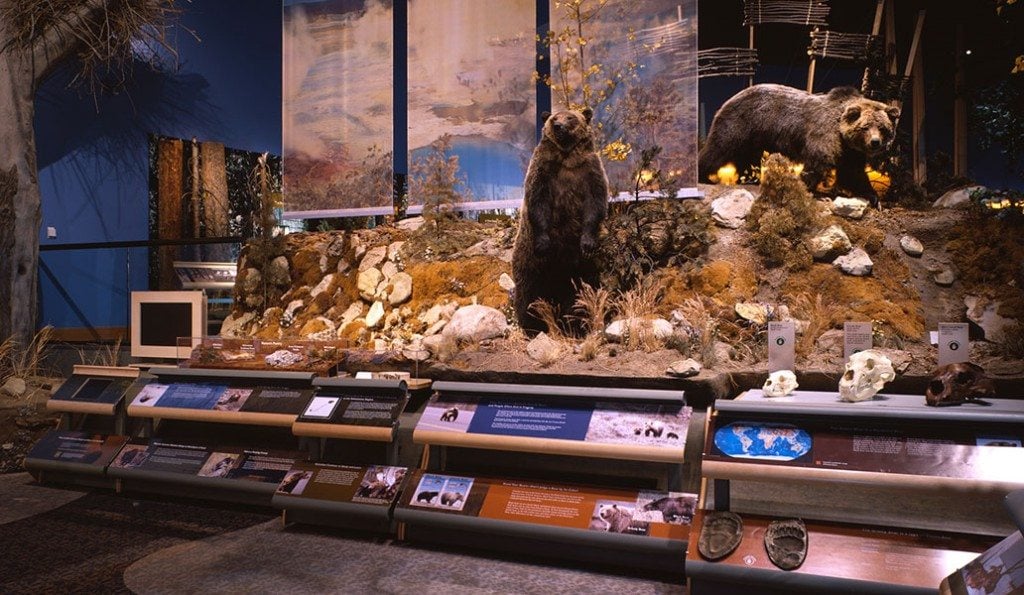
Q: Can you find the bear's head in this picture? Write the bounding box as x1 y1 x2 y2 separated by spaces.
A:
839 99 900 156
542 107 594 152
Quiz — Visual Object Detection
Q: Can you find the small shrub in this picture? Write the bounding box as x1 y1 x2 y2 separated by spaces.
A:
747 154 822 270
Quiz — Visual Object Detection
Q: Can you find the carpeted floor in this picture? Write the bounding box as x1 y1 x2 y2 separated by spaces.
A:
0 473 684 594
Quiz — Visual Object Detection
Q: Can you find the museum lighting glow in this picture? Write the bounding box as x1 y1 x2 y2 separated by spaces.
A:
865 166 890 197
716 163 738 185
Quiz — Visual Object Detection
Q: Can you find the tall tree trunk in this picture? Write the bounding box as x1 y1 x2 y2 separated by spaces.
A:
0 55 42 348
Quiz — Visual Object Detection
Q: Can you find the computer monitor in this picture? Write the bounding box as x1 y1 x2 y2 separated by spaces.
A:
130 291 207 359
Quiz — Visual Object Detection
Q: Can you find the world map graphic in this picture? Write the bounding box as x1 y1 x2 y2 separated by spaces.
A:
714 422 812 461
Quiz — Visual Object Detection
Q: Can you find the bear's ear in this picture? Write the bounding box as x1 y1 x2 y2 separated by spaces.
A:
842 104 862 124
581 106 593 124
541 111 551 123
885 106 901 122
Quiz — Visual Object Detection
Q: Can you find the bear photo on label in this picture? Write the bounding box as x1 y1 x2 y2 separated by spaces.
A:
512 107 610 334
698 84 899 205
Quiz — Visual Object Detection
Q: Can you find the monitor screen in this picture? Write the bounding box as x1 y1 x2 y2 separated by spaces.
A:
140 302 193 347
130 291 206 359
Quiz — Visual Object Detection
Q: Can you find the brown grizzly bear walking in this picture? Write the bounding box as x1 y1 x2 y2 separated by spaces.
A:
512 107 609 334
699 84 899 204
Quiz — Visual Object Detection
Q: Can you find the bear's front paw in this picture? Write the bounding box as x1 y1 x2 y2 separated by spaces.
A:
535 233 551 254
580 234 598 255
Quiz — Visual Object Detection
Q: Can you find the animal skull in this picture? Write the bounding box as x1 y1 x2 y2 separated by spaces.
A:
838 350 895 402
763 370 799 397
925 362 996 406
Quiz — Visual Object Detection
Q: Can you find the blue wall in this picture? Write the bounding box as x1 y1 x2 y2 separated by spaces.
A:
36 0 282 332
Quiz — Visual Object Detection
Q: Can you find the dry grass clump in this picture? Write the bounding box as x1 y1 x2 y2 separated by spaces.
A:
1 326 54 384
674 296 721 366
613 282 664 352
790 293 843 356
77 337 125 367
572 282 613 361
747 153 822 270
528 300 566 339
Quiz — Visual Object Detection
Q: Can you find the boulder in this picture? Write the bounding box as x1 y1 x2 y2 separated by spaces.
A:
809 225 852 261
357 268 384 301
397 216 426 232
498 273 516 292
933 185 984 209
388 272 413 305
266 256 291 286
735 302 770 325
419 302 459 326
965 295 1015 343
359 245 387 272
387 241 405 261
241 267 262 293
526 332 563 366
899 235 923 257
310 274 334 298
365 301 386 330
710 188 755 229
219 312 255 337
338 302 364 328
381 261 399 280
1 377 27 397
832 197 870 219
605 318 674 343
442 305 509 342
833 248 873 276
934 268 956 287
666 358 702 378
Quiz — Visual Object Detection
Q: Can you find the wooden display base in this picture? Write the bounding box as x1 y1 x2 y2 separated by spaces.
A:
686 510 997 594
126 405 297 427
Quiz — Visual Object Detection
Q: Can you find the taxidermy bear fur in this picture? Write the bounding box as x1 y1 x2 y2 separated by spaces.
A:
699 84 900 204
512 107 609 334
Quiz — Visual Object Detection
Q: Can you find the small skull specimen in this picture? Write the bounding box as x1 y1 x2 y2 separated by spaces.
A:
763 370 799 397
925 362 996 406
838 350 895 402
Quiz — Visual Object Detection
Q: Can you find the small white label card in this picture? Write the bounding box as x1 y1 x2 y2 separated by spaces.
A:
937 323 970 366
768 321 795 372
844 322 873 362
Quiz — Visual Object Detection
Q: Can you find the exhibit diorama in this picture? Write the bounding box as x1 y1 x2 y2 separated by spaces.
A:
0 0 1023 592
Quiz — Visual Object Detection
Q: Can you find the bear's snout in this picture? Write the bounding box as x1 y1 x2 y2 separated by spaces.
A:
869 137 882 150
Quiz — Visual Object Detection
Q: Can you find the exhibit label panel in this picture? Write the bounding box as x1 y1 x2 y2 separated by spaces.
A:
399 470 695 540
27 430 127 468
110 439 296 485
704 415 1024 483
50 376 133 406
276 462 407 506
129 381 313 416
418 393 691 448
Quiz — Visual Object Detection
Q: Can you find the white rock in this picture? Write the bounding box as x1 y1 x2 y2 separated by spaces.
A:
498 273 516 292
763 370 799 397
381 261 399 280
424 320 448 336
318 254 329 273
666 358 702 378
422 334 451 355
833 248 873 276
265 349 305 367
933 185 984 209
384 309 402 331
442 305 509 342
218 312 255 337
387 241 405 261
527 332 563 365
310 274 334 298
1 377 27 397
357 268 384 301
604 318 674 343
365 301 386 329
284 299 304 318
710 188 755 229
809 225 852 261
900 235 923 257
832 197 870 219
359 246 387 272
735 302 770 325
402 340 431 361
388 272 413 305
965 295 1015 343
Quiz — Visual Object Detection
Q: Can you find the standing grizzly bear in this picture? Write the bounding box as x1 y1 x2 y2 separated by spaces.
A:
699 84 899 204
512 107 609 334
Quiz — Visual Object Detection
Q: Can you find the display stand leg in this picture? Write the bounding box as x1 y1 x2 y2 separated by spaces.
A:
140 418 154 439
59 413 71 431
386 442 398 466
114 405 125 436
425 445 447 472
713 479 730 511
668 463 683 492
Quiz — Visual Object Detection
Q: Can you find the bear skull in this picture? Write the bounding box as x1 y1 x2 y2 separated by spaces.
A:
763 370 799 397
838 350 895 402
925 362 996 407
